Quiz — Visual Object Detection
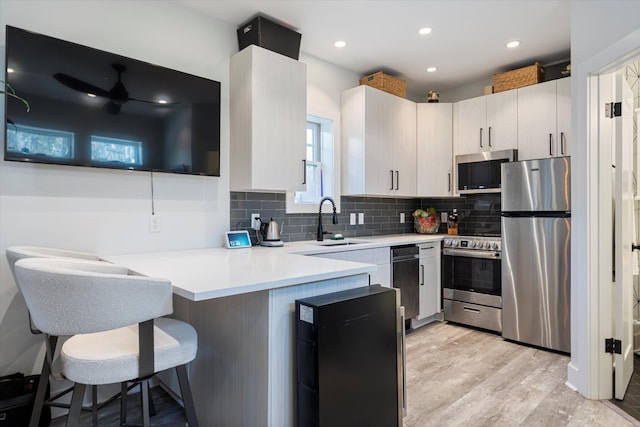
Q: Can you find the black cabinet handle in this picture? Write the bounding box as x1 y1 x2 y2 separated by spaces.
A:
390 170 394 190
420 264 424 286
395 170 399 190
549 134 553 156
560 132 566 155
448 173 451 192
479 128 483 148
302 159 306 185
488 126 492 147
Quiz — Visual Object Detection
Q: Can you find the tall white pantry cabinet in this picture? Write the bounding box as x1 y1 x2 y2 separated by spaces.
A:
230 45 307 192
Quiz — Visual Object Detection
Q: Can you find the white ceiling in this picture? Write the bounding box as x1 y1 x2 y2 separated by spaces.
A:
174 0 571 98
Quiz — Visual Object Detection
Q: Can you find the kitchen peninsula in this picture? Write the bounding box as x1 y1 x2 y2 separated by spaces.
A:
103 234 443 426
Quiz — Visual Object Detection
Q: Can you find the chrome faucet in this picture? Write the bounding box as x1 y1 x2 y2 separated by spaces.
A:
317 196 338 241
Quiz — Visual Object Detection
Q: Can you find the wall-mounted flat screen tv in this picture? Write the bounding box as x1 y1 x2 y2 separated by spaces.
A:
4 26 221 176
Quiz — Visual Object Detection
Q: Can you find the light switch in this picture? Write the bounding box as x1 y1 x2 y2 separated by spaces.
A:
358 213 365 225
441 212 448 223
400 213 405 223
350 213 356 225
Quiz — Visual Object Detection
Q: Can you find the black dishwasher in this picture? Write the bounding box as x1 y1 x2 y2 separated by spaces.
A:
391 245 419 320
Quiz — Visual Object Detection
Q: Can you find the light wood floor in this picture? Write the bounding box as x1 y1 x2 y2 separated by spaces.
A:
52 321 636 426
404 322 636 426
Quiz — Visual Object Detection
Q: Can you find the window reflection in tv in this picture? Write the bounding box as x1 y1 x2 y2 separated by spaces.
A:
4 26 221 176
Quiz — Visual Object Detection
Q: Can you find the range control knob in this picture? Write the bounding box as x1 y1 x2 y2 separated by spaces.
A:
469 241 476 248
483 241 491 249
444 239 451 246
491 242 499 250
452 240 459 247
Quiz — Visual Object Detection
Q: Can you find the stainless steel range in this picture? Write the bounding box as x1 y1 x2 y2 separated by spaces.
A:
442 235 502 333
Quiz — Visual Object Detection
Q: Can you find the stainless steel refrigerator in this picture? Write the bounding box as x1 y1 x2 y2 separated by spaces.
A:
501 157 571 353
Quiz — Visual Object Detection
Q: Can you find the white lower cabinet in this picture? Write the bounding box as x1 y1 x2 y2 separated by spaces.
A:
412 242 442 328
311 247 391 287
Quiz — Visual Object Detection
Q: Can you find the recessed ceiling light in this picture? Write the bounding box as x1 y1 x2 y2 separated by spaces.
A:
158 99 168 104
418 27 432 35
334 41 346 48
7 67 15 73
427 67 437 73
87 93 96 98
506 40 520 48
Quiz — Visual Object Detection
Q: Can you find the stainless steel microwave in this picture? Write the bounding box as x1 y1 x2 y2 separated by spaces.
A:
456 149 517 194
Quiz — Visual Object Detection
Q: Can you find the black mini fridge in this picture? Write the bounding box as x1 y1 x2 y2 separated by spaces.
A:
296 285 403 427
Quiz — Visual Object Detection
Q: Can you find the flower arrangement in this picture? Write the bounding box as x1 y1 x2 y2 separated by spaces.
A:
1 80 30 111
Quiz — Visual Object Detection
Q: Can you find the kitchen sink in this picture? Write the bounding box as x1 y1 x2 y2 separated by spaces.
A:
314 239 370 246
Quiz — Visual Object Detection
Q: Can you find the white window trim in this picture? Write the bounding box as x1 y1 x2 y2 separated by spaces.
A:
286 107 341 214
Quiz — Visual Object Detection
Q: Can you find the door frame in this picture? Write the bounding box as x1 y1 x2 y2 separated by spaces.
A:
567 27 640 400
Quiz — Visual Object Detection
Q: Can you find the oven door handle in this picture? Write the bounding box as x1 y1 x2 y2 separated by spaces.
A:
443 248 501 259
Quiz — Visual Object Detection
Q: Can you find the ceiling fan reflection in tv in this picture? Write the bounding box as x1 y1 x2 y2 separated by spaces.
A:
53 63 175 115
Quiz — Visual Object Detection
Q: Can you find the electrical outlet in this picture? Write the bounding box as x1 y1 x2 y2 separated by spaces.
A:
251 213 261 230
350 213 356 225
400 213 405 223
149 215 161 233
358 213 365 225
441 212 448 223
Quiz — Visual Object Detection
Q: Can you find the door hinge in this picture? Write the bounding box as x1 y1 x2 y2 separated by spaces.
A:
605 338 622 354
605 102 622 118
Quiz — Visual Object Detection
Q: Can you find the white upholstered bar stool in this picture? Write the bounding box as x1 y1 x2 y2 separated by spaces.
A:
14 257 199 427
6 246 104 426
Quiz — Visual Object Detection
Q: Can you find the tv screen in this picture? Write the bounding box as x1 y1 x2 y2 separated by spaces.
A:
4 26 221 176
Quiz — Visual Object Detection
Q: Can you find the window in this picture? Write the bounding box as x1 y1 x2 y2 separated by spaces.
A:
6 124 74 159
91 135 142 165
295 121 323 204
286 111 340 213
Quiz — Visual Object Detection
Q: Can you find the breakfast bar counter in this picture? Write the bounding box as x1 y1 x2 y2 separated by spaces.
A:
103 247 375 427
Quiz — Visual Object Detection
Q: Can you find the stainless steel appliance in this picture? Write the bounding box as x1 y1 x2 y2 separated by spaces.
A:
258 217 283 247
501 156 571 353
456 149 516 194
442 235 502 332
391 245 420 320
296 285 404 427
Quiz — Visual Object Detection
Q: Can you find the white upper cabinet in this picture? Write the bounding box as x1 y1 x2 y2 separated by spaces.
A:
417 103 453 197
517 77 571 160
341 85 416 197
454 91 518 156
230 46 307 192
556 77 571 156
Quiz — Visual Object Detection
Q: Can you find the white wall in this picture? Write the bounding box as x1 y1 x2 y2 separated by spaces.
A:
568 0 640 398
0 1 361 377
0 0 235 375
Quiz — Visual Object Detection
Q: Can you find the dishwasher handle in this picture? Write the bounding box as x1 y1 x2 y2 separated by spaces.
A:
392 254 420 262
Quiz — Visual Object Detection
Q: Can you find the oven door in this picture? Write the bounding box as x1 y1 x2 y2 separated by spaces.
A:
442 248 501 297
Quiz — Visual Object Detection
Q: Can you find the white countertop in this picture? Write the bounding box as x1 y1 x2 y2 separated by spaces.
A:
103 233 445 301
284 233 445 255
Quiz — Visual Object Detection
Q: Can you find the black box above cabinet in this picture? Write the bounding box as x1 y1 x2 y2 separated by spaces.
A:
237 15 301 60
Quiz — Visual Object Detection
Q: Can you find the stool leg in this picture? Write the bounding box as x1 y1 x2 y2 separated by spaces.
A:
92 385 98 426
120 382 128 426
140 380 150 427
148 379 157 417
176 364 198 427
30 335 57 427
66 383 86 427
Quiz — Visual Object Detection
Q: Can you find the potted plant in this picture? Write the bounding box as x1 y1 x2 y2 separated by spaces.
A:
1 80 30 111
